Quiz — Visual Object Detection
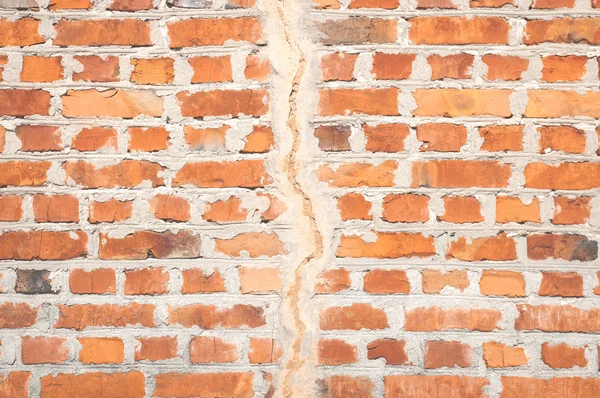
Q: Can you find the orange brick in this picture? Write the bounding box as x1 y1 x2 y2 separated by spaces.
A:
130 58 174 84
168 304 266 328
148 194 190 222
320 303 388 330
16 125 62 152
134 337 177 362
71 127 117 152
483 55 529 81
409 16 509 44
178 89 268 117
382 194 429 223
69 269 116 294
424 340 472 369
553 196 591 225
21 56 63 82
124 268 169 295
538 125 586 154
244 55 269 82
372 53 415 80
248 338 282 364
364 269 410 294
479 125 524 152
447 233 517 261
33 194 79 223
480 270 526 297
524 18 600 45
181 269 226 293
41 372 144 398
89 199 133 223
78 337 124 364
405 306 501 331
318 339 358 365
483 342 528 368
168 18 262 48
314 269 351 293
189 56 232 83
542 342 586 369
22 336 68 364
439 196 484 224
413 89 512 117
62 89 163 118
73 55 119 82
364 124 409 152
496 196 540 224
541 55 587 82
417 123 466 152
190 336 237 363
337 232 435 259
54 19 151 46
539 272 583 297
422 269 470 293
238 267 281 294
412 160 511 188
428 54 473 80
154 373 253 398
337 193 372 221
0 195 22 221
321 52 357 81
318 88 398 116
318 161 397 187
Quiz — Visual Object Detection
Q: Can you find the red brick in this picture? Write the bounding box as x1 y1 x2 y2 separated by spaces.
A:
63 160 164 188
439 196 483 224
318 339 358 365
496 196 540 223
480 270 526 297
422 269 470 293
483 54 529 81
148 194 190 222
153 373 253 398
413 89 512 117
130 58 174 85
338 193 372 221
0 196 22 221
542 342 586 369
71 127 117 152
0 303 38 328
447 233 517 261
364 124 409 152
483 342 528 368
320 303 388 330
539 272 583 297
238 267 281 294
524 18 600 45
181 269 226 293
99 230 200 260
553 196 591 225
409 16 509 44
527 234 597 261
382 194 429 223
318 161 397 187
22 336 68 364
372 53 415 80
89 199 132 223
413 160 511 188
542 55 586 82
317 18 397 45
364 269 410 294
62 89 163 118
526 90 600 118
525 162 600 190
69 269 116 294
515 304 600 332
314 269 351 294
319 376 374 398
124 268 169 295
54 19 151 46
33 194 79 223
500 376 600 398
55 303 155 330
0 372 28 398
0 18 43 46
0 230 87 260
337 232 435 258
73 55 119 82
190 56 232 83
314 125 351 151
17 125 62 152
134 337 177 362
321 52 357 81
168 18 262 48
178 89 268 117
40 372 145 398
539 125 586 154
367 339 408 365
190 336 237 363
168 304 266 328
385 375 489 398
248 338 282 364
215 232 285 258
128 127 170 152
405 306 501 331
428 54 473 79
479 125 524 152
78 337 124 364
21 56 63 82
424 340 472 368
0 90 51 116
318 88 398 116
417 123 466 152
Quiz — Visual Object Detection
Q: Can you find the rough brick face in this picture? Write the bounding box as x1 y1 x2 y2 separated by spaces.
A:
1 0 599 395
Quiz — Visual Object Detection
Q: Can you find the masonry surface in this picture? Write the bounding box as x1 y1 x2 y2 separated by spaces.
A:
0 0 600 396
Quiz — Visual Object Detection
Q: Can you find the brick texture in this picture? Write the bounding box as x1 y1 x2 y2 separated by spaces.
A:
0 0 598 396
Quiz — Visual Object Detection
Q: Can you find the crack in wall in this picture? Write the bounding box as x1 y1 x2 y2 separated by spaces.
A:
263 0 325 395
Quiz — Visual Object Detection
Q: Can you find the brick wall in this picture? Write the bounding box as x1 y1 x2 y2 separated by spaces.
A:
0 0 599 395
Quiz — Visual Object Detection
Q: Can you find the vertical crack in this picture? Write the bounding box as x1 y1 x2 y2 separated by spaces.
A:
270 0 324 396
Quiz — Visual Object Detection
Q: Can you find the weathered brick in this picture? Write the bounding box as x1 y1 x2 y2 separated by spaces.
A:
0 230 87 260
413 89 512 117
447 233 517 261
412 160 511 188
190 336 237 363
153 373 253 398
367 339 408 365
62 89 163 118
409 16 509 44
69 269 116 294
78 337 124 364
318 161 397 187
405 306 501 331
22 336 68 364
364 269 410 294
63 160 164 188
168 18 262 48
318 339 358 365
320 303 388 330
134 337 177 362
124 268 169 295
337 232 435 258
55 303 155 330
99 231 201 260
168 304 266 328
41 372 145 398
542 342 586 369
318 88 398 116
214 232 286 258
483 342 528 368
385 375 489 398
527 234 597 261
54 19 151 46
424 341 472 369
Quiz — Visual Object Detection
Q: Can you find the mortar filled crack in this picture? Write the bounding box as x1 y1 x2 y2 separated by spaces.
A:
275 0 325 396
